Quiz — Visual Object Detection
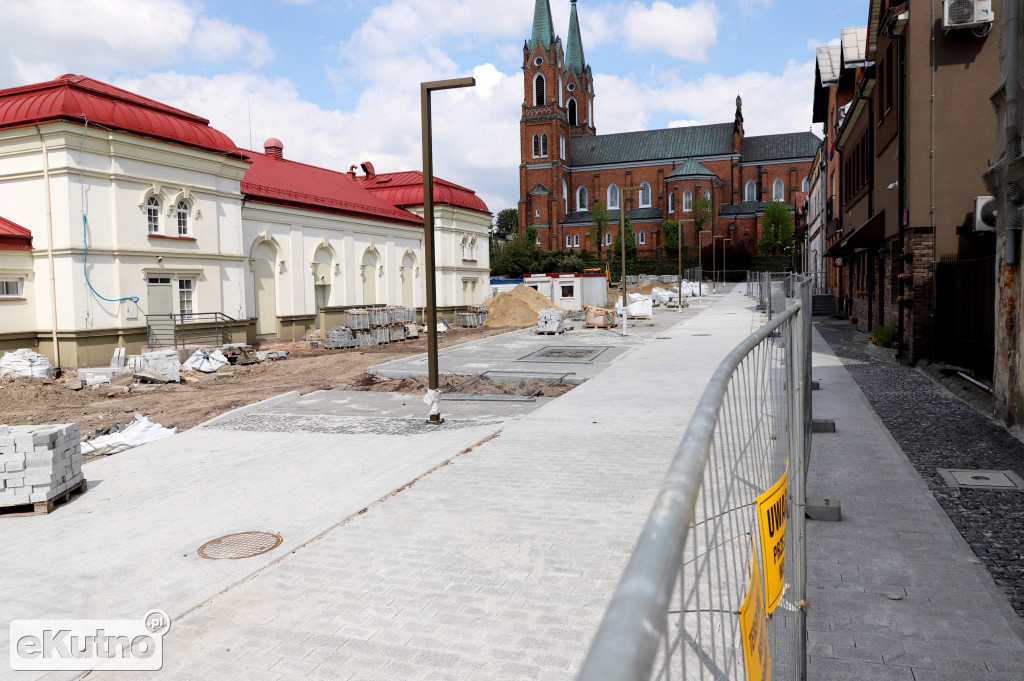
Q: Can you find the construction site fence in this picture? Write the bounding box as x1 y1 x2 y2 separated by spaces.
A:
577 275 813 681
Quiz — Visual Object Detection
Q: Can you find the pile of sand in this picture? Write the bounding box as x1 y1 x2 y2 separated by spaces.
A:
630 280 677 295
483 284 566 327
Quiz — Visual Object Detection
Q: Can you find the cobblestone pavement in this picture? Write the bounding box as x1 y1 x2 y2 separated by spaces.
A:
816 320 1024 618
211 413 504 435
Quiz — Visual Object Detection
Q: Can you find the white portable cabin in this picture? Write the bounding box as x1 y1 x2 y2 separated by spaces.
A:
522 273 608 311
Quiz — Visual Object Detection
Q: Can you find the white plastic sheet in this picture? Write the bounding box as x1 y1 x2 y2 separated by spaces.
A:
182 349 229 373
423 388 442 417
0 349 53 379
80 414 177 456
615 295 654 319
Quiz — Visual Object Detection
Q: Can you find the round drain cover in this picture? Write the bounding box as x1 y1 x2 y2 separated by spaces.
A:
198 531 282 560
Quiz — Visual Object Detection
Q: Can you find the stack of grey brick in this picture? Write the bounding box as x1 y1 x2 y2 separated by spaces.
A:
0 423 84 507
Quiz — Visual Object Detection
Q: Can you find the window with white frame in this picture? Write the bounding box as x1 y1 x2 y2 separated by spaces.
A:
532 135 541 158
536 235 541 245
533 73 545 106
683 190 693 212
637 231 646 245
565 234 572 248
605 232 613 246
560 135 565 160
562 178 568 213
607 183 619 209
146 196 160 233
576 185 588 211
176 200 189 236
588 99 593 124
773 178 784 201
801 176 809 193
639 182 651 208
573 234 579 248
541 134 548 157
745 180 757 202
703 190 711 201
178 279 194 317
557 75 563 107
668 192 674 213
0 279 24 298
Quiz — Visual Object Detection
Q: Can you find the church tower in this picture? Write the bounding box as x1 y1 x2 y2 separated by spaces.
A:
519 0 596 236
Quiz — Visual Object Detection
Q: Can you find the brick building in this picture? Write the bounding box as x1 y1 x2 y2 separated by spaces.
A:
518 0 821 257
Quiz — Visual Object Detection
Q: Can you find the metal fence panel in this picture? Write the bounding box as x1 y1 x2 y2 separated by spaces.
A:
577 277 812 681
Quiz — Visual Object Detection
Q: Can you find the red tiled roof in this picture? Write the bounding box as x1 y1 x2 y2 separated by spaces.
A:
358 171 490 215
240 152 423 226
0 74 238 155
0 215 32 251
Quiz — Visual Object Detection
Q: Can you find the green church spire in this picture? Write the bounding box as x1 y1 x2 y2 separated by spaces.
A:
566 0 586 77
529 0 556 52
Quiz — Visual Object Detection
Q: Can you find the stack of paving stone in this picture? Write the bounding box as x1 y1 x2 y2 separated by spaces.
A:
345 310 370 330
536 309 566 334
457 306 489 328
0 423 85 509
390 323 407 341
324 326 359 349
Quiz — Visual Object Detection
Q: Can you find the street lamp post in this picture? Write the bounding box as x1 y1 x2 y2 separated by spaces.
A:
421 77 475 423
697 229 712 304
617 186 646 335
721 237 732 289
713 235 729 292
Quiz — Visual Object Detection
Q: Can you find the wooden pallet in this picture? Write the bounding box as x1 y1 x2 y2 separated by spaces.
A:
535 329 566 335
584 324 615 329
0 479 88 518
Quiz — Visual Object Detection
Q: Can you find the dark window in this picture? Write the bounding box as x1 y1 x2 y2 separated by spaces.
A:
541 134 548 157
561 285 574 298
532 135 540 158
568 99 578 126
885 43 894 113
534 74 546 106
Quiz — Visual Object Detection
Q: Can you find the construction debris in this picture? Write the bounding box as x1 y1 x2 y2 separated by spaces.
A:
536 309 566 334
0 349 54 380
182 349 230 373
80 414 176 457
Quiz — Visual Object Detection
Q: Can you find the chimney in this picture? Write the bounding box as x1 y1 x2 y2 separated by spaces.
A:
263 137 283 160
360 161 376 178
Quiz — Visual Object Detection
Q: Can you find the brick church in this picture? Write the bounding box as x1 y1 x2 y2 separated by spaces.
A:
518 0 821 256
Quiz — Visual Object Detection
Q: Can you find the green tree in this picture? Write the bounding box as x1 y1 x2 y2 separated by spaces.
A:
758 200 794 255
691 195 713 233
588 199 609 259
612 216 637 260
661 220 689 261
490 225 539 277
494 207 519 237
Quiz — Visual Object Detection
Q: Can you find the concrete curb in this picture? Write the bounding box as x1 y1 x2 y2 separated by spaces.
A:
197 391 300 429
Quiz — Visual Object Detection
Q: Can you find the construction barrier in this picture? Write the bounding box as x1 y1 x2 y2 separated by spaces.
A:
577 276 812 681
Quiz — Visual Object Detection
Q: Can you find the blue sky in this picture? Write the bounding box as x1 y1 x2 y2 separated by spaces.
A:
0 0 868 214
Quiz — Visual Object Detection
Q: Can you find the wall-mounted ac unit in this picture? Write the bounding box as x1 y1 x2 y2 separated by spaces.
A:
974 196 997 232
942 0 994 31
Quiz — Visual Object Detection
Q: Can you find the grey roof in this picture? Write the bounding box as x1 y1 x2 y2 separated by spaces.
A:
841 27 868 67
561 207 664 225
719 201 794 217
741 132 821 162
570 123 735 166
816 44 842 84
665 158 716 180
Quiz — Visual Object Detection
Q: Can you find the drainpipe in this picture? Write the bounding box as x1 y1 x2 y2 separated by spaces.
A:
37 126 60 367
1005 0 1022 265
891 21 907 361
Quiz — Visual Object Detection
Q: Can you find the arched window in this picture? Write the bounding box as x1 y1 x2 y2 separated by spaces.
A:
588 99 593 125
566 234 572 248
532 135 540 158
607 183 619 209
568 98 578 126
573 234 580 247
801 176 809 193
176 200 189 236
533 73 546 106
557 75 563 107
637 231 646 245
605 232 613 246
683 190 693 212
703 190 711 201
745 180 757 202
773 178 785 201
562 178 568 214
576 185 588 211
639 181 651 208
668 192 674 213
560 135 566 160
146 196 160 234
541 134 548 157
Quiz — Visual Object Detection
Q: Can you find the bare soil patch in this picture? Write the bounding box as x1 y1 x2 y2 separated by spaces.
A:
351 373 576 398
0 326 523 437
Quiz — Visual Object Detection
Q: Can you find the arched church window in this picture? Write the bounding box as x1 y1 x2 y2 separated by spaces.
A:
576 185 588 212
801 176 809 193
773 178 784 201
745 180 757 202
534 73 546 106
668 192 674 213
562 178 568 214
568 99 578 126
607 183 619 209
532 135 540 158
683 190 693 212
639 182 651 208
541 134 548 157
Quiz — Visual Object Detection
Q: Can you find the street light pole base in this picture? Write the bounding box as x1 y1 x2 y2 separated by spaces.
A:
426 414 445 424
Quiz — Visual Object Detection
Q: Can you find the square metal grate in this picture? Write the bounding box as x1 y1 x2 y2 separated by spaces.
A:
516 345 611 364
938 469 1024 490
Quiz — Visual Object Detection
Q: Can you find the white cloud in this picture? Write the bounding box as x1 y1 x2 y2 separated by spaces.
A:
669 119 703 128
576 1 720 61
0 0 272 86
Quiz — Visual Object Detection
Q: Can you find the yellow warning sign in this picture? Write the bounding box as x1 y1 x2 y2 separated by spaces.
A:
739 534 771 681
756 465 788 615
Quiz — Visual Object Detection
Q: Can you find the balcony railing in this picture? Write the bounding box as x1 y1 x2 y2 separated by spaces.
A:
145 312 239 350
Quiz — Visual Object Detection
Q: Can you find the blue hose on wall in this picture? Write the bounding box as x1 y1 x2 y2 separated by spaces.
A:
82 213 139 304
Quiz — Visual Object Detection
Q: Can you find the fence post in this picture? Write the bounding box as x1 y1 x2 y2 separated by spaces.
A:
792 280 809 681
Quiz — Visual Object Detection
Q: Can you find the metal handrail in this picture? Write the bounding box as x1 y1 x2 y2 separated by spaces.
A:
145 312 239 349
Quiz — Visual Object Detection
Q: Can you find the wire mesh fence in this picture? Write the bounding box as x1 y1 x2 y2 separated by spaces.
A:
578 276 811 681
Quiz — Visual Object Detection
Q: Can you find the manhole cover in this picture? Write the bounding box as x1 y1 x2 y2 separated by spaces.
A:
938 469 1024 490
517 346 610 364
198 531 283 559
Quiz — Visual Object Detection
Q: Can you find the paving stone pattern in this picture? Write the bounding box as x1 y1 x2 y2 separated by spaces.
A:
210 414 504 436
817 322 1024 618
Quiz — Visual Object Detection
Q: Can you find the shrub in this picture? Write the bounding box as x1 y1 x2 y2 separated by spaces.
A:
868 324 898 348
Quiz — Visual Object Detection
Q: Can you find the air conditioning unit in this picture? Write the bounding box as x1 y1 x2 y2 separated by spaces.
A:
942 0 994 31
974 196 997 232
